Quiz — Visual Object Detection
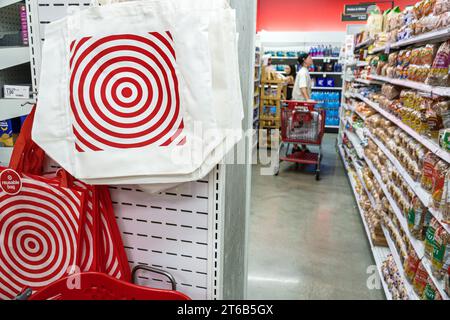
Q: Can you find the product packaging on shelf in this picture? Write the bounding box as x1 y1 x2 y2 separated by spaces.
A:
0 120 14 147
426 41 450 87
431 227 449 280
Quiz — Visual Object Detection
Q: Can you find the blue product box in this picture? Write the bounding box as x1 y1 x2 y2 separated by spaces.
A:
316 78 326 87
326 78 335 87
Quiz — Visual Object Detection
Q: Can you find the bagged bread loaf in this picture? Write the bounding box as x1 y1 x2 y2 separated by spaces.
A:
426 41 450 87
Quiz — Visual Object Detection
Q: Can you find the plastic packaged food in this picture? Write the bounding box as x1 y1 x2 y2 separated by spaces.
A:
426 41 450 87
425 217 440 259
445 266 450 296
412 262 429 296
434 0 450 15
439 129 450 152
407 197 428 240
421 152 439 191
432 227 449 279
431 162 448 209
426 102 445 139
404 249 420 281
422 278 442 300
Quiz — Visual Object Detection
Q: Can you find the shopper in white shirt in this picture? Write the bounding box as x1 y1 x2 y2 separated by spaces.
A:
291 52 314 153
292 52 313 101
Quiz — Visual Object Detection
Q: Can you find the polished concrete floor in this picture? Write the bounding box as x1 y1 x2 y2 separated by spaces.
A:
247 134 385 300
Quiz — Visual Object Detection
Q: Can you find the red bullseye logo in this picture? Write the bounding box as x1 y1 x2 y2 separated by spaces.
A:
0 169 22 196
0 175 83 299
69 32 186 152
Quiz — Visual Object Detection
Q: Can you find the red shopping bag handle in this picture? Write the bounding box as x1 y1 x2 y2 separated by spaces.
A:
9 106 46 175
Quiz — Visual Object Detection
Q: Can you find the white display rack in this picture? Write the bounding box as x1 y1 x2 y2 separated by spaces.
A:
339 145 392 300
369 75 450 97
354 93 450 163
381 225 419 300
364 155 449 300
0 98 33 121
0 46 29 70
312 56 339 60
371 28 450 54
356 61 368 67
310 72 342 75
0 0 20 9
366 130 450 234
354 78 383 86
355 38 373 50
312 86 343 91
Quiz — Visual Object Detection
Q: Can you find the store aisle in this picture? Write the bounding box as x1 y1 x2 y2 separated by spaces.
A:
247 134 384 300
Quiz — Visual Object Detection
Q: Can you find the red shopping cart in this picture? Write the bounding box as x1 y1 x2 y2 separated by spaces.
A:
275 101 325 180
19 265 190 300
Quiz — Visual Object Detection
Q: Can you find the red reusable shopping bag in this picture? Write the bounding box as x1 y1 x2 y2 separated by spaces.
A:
11 106 130 281
0 168 87 300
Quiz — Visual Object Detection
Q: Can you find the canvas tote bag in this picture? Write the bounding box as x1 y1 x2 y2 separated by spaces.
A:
33 0 227 180
33 1 244 187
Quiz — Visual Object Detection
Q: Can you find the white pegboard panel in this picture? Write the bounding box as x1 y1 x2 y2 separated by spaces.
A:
111 182 212 300
43 156 222 300
37 0 90 42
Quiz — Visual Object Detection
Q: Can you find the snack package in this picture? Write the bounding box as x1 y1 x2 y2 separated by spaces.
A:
407 196 427 240
404 248 420 281
431 162 448 209
426 102 445 139
425 217 440 259
422 278 443 300
437 101 450 129
441 170 450 223
439 129 450 151
445 266 450 296
426 40 450 87
434 0 450 15
421 152 439 191
413 262 429 296
0 119 14 147
432 227 449 279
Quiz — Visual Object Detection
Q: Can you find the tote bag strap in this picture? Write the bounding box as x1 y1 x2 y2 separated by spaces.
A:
9 106 46 175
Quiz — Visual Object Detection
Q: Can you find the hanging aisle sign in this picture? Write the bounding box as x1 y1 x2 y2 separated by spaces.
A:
341 13 368 21
342 3 374 21
344 3 375 15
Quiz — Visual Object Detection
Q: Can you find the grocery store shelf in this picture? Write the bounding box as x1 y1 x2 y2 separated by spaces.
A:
354 78 383 86
310 72 343 75
369 75 450 97
365 154 425 257
364 154 449 300
339 145 392 300
270 56 297 61
354 93 450 163
312 57 339 60
355 38 373 50
372 28 450 54
0 148 12 166
356 61 368 67
0 98 34 121
0 46 30 70
0 0 20 9
366 130 450 234
312 87 343 91
325 125 340 129
345 129 364 159
381 225 419 300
